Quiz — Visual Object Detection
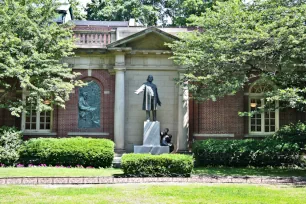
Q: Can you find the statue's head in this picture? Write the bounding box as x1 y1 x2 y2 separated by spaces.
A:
82 91 88 99
147 75 153 82
163 128 169 134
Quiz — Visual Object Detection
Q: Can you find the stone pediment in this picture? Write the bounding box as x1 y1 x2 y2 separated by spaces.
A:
107 27 179 51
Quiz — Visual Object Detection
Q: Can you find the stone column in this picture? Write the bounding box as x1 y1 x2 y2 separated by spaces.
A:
177 72 189 152
114 53 126 153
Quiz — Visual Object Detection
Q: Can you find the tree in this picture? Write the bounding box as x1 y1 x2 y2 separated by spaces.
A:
85 0 222 26
86 0 159 26
0 0 83 117
69 0 86 20
169 0 306 111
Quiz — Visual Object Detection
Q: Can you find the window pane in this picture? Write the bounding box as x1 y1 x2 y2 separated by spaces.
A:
40 124 45 129
265 119 269 125
271 126 275 132
265 126 269 132
251 119 255 125
31 123 36 129
257 119 261 125
251 126 255 131
26 123 30 129
46 117 51 123
257 126 261 131
46 124 50 129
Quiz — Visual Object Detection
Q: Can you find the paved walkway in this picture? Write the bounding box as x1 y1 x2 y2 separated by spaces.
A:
1 175 306 185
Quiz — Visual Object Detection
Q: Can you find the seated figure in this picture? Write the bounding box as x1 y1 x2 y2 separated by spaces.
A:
161 133 174 153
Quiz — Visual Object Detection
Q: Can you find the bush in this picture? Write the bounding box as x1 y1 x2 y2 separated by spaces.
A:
192 139 301 167
19 137 114 168
0 126 23 166
121 153 193 177
269 122 306 148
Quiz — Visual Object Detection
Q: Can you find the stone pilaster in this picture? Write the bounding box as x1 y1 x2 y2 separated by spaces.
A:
114 53 126 153
177 72 189 152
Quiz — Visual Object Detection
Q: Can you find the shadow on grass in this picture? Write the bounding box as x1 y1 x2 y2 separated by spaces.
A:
193 166 306 177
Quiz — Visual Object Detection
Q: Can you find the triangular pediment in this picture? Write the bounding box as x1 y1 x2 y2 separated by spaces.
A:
107 27 179 50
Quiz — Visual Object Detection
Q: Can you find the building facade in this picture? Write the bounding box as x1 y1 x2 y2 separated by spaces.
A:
0 21 304 153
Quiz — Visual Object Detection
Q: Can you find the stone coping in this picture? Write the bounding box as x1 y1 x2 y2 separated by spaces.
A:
0 176 306 185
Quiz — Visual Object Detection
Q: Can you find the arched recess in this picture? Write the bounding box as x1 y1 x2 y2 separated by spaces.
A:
248 79 279 135
77 77 105 129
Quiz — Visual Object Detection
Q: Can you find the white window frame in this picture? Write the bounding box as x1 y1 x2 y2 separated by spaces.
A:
248 93 279 136
21 90 52 133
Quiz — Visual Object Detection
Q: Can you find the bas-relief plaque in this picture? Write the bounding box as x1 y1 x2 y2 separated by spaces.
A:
78 81 100 128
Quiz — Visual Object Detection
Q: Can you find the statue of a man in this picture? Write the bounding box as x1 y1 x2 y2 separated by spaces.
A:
135 75 161 121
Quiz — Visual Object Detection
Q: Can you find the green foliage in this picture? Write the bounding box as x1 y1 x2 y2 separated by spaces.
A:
86 0 158 26
192 139 301 167
0 126 23 166
0 0 84 117
19 137 114 168
269 122 306 148
85 0 220 26
69 0 86 20
121 153 193 177
169 0 306 110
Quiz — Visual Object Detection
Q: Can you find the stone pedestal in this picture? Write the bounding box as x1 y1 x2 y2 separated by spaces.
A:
134 121 169 154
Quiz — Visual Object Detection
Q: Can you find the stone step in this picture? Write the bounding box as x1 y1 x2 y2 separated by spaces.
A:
112 156 122 168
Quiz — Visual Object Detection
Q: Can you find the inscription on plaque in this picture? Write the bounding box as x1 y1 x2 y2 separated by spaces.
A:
78 81 100 128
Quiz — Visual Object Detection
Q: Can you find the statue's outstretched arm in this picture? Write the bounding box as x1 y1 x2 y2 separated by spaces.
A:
134 84 145 94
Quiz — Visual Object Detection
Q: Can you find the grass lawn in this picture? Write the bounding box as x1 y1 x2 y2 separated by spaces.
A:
0 184 305 204
193 167 306 177
0 166 306 178
0 167 123 177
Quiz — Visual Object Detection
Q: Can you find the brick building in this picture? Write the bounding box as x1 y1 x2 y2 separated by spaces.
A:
0 21 304 153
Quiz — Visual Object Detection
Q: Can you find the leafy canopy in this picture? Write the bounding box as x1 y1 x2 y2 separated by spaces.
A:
86 0 222 26
0 0 83 116
169 0 306 110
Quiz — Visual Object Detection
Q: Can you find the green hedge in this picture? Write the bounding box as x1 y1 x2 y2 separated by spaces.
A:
121 153 193 177
0 126 23 166
268 122 306 148
19 137 114 168
193 139 301 167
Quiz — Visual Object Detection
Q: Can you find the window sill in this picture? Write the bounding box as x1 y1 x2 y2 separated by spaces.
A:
244 133 273 138
22 131 57 136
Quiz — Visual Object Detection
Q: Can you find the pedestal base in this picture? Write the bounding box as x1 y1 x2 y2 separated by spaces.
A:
134 121 169 155
134 145 169 155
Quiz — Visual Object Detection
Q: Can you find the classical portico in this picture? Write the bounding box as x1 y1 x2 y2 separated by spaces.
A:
108 27 189 153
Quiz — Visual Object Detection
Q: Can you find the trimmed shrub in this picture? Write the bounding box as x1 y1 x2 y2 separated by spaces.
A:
193 139 301 167
0 126 23 166
121 153 193 177
269 122 306 148
19 137 114 168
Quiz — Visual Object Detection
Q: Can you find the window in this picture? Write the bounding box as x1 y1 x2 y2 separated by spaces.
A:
21 93 52 132
249 81 279 134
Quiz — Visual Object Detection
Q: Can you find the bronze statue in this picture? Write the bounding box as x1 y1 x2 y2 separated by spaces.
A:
160 128 174 152
135 75 161 121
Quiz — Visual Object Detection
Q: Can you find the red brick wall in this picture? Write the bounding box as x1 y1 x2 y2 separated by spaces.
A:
190 91 245 140
190 91 306 141
280 108 306 126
